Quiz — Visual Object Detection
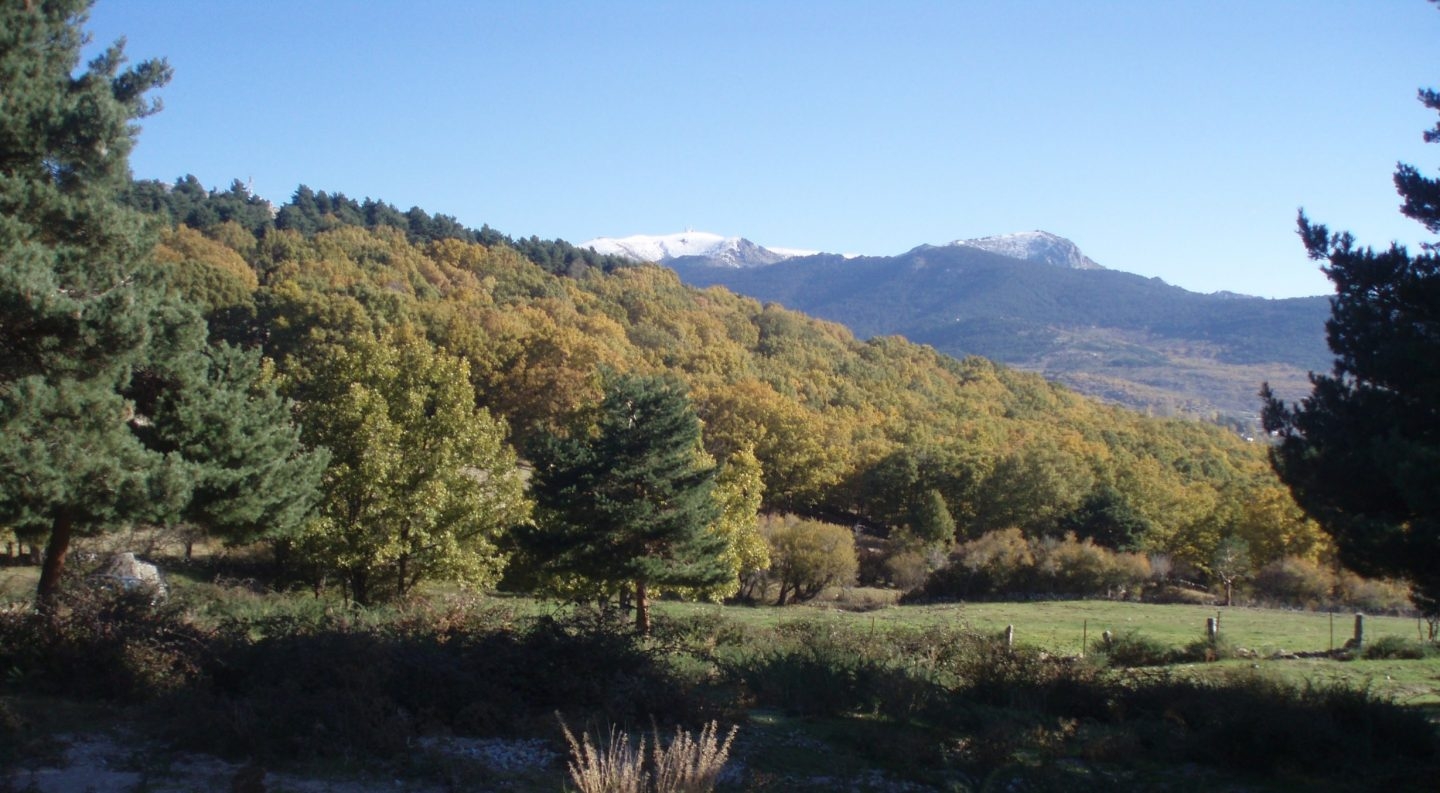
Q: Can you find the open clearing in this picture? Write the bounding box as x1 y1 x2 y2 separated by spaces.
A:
6 575 1440 791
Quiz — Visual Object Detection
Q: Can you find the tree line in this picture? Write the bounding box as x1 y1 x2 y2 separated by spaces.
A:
7 0 1428 627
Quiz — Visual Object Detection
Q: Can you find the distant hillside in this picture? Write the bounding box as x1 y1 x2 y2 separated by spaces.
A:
126 177 1321 571
670 241 1331 426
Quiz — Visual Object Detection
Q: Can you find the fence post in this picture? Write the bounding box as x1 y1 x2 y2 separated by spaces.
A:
1353 613 1365 650
1206 617 1217 642
1005 624 1014 651
1082 619 1088 658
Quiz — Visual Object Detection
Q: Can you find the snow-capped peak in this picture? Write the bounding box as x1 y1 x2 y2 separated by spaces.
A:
579 232 814 268
949 231 1104 270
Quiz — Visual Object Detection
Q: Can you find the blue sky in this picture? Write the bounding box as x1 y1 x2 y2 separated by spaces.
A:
86 1 1440 298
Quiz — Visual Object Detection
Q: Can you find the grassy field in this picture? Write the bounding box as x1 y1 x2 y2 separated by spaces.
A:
5 567 1440 790
656 593 1440 706
7 562 1439 709
659 593 1426 654
6 563 1427 655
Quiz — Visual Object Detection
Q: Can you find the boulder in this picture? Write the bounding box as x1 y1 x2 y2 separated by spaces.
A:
93 552 168 600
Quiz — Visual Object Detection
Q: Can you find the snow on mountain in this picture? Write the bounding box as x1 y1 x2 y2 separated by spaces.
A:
949 231 1104 271
582 228 1101 270
579 232 813 268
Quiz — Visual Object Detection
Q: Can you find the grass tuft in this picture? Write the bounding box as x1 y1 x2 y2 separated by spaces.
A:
558 716 737 793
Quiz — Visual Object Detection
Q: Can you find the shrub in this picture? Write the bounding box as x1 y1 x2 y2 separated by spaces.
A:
1092 630 1174 668
757 514 858 605
1252 556 1335 609
1035 534 1150 597
913 529 1149 601
1178 634 1236 663
1121 674 1436 777
911 527 1033 600
1335 570 1414 615
156 604 705 763
0 586 211 701
957 527 1034 594
728 627 883 717
1362 635 1431 660
882 549 931 593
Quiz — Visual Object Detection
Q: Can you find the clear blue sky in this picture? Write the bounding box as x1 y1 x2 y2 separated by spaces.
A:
86 0 1440 298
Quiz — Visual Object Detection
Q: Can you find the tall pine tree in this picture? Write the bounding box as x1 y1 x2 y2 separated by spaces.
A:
0 1 323 604
525 373 729 633
1262 63 1440 616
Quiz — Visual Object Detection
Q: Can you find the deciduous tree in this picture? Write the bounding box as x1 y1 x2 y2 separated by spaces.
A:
290 329 528 604
759 514 858 605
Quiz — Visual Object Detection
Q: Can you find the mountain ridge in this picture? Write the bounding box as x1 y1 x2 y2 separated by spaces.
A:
665 239 1330 426
579 231 814 268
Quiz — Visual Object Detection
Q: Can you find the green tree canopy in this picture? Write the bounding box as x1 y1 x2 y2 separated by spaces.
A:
1263 68 1440 616
758 514 859 606
289 328 529 605
524 372 729 632
0 1 322 604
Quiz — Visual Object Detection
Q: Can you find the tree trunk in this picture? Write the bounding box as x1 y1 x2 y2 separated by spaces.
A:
635 579 650 635
397 525 409 598
36 512 74 610
351 569 369 606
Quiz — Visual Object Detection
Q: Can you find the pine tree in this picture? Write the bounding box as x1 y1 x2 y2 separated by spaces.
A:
1262 74 1440 615
526 373 729 633
0 1 322 604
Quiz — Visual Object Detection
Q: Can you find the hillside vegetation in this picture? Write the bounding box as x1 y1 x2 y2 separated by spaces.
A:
125 180 1325 585
672 245 1330 425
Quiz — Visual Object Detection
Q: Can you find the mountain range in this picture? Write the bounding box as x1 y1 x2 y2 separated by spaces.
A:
582 230 1331 427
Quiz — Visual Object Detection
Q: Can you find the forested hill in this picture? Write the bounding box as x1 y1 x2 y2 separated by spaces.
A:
670 244 1330 426
125 176 635 278
131 178 1324 571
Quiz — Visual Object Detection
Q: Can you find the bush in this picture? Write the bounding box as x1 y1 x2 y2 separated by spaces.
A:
1335 571 1414 615
1252 556 1335 609
726 620 888 718
911 527 1033 600
882 550 931 593
1178 634 1236 663
1091 630 1174 668
0 586 211 701
1119 674 1436 777
1035 534 1149 597
912 529 1149 601
1362 635 1432 660
1 592 711 764
756 514 858 605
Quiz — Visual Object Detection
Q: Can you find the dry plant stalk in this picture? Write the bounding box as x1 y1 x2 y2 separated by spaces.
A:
558 715 738 793
650 720 738 793
560 718 648 793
